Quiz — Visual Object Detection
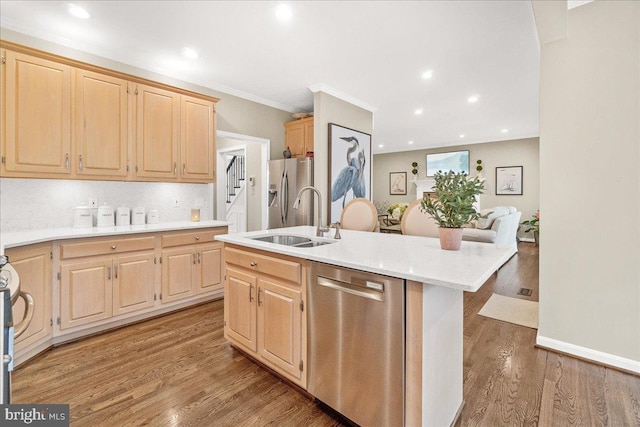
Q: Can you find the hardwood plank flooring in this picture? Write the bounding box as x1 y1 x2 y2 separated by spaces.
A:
12 243 640 426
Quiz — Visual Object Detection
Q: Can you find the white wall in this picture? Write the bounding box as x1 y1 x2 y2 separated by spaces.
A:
372 138 539 238
313 91 374 223
538 1 640 369
0 178 212 231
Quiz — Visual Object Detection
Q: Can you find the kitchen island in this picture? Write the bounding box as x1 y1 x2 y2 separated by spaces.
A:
216 226 516 426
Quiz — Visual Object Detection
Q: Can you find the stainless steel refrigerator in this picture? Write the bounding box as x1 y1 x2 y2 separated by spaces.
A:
268 158 314 229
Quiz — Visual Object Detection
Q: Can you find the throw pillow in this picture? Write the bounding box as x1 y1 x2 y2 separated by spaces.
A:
476 206 510 229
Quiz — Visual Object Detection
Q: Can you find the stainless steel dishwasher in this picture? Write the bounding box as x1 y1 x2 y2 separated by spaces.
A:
308 261 404 426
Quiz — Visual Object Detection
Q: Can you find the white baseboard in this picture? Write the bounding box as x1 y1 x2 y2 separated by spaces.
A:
536 335 640 374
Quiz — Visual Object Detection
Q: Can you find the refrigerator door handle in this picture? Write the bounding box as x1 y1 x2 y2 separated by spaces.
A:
280 170 286 225
283 169 289 224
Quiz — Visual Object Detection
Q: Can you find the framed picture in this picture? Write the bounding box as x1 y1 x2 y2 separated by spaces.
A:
389 172 407 195
328 123 372 223
496 166 523 195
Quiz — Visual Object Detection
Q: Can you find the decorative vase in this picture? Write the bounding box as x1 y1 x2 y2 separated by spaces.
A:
438 227 464 251
283 147 292 158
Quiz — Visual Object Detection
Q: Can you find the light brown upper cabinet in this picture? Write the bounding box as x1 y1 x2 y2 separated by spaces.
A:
284 117 314 158
180 95 215 181
1 42 218 183
3 50 72 176
135 83 180 180
75 69 129 178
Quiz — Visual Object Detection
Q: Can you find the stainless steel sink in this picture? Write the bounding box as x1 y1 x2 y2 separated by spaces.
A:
250 234 335 248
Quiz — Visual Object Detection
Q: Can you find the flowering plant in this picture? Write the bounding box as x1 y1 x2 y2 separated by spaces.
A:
388 202 409 220
521 211 540 234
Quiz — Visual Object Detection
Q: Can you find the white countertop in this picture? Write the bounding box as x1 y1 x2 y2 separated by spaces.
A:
0 220 230 253
216 226 516 292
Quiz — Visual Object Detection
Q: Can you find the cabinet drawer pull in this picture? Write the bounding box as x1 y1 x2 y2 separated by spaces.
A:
250 261 257 267
111 245 117 250
195 236 200 241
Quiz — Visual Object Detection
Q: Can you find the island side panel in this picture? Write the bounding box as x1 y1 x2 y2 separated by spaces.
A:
422 282 464 426
406 281 423 426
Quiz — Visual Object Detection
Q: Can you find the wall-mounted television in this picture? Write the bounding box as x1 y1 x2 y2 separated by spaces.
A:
426 150 470 177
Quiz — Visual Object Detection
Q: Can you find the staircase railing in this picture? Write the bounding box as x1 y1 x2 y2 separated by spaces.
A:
226 155 245 203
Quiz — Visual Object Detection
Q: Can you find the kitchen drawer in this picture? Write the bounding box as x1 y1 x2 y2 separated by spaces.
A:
225 247 301 284
60 236 155 259
162 228 227 248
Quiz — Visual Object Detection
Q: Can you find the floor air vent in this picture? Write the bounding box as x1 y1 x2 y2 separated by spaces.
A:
517 288 532 296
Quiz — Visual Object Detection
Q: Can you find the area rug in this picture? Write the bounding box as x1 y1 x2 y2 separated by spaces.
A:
478 294 539 329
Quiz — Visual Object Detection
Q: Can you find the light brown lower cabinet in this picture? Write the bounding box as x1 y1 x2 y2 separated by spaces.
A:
60 250 155 329
224 245 306 388
4 243 52 353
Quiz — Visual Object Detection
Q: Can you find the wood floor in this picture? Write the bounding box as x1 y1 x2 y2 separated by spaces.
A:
12 243 640 426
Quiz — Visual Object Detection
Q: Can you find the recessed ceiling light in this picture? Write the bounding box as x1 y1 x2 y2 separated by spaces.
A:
414 109 423 115
422 70 433 79
182 47 199 59
378 144 384 148
467 95 479 103
408 140 414 145
501 128 509 133
275 3 293 21
459 134 465 138
68 4 90 19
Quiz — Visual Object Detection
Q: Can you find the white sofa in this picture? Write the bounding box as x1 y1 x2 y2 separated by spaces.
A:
462 206 522 250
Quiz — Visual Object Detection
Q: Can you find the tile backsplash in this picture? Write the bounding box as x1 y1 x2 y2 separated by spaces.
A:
0 178 214 231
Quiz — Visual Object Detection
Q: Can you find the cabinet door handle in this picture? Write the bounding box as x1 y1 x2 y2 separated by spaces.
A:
79 154 83 170
65 153 70 169
249 284 254 302
197 251 201 264
107 265 111 280
174 162 177 175
250 261 257 267
257 288 263 306
193 253 196 264
183 163 186 175
114 265 118 279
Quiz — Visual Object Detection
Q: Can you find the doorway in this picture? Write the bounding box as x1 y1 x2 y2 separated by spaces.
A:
216 131 270 232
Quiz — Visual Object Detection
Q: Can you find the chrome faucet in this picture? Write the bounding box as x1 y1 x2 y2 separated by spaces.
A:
293 186 330 237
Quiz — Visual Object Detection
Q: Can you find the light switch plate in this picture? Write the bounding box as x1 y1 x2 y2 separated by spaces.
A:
173 197 180 207
89 198 97 208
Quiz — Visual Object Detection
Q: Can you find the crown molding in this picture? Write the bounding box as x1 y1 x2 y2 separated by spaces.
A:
309 83 377 113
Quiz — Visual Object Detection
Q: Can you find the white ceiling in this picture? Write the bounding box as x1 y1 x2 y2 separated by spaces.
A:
0 1 540 154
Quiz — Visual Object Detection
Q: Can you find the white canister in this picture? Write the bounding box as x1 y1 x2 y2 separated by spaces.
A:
147 209 159 224
131 207 146 225
73 205 93 228
97 204 114 227
116 207 130 226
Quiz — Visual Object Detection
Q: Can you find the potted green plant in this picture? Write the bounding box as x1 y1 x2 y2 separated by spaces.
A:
521 211 540 245
420 170 486 250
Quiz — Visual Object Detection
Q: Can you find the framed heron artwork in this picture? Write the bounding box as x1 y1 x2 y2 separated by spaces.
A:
328 123 372 223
